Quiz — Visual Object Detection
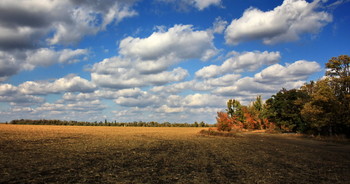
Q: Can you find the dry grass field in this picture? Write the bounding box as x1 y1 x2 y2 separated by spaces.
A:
1 124 350 183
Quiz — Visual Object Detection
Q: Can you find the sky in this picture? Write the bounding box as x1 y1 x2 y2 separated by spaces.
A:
0 0 349 123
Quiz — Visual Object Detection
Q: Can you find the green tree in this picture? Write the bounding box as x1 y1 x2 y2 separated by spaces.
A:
265 88 309 132
252 95 263 112
226 99 244 122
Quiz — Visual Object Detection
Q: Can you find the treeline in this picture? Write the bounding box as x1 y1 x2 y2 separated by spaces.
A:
10 119 211 127
217 55 350 137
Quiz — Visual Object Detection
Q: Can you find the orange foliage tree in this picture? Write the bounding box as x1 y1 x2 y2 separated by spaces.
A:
216 96 275 132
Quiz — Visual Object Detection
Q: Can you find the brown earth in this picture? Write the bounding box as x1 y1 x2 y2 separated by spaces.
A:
0 124 349 183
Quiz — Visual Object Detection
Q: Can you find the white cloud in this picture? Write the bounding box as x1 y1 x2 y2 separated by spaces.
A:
182 93 226 107
26 48 88 67
212 17 228 34
0 83 45 105
115 91 160 108
91 57 189 89
151 73 241 94
151 81 193 94
0 0 138 48
119 24 214 61
119 24 217 73
144 67 189 85
192 0 222 10
196 51 281 78
157 0 222 11
37 100 105 112
0 48 88 81
214 60 321 97
19 74 96 95
90 24 217 89
225 0 332 45
156 105 185 113
254 60 321 83
0 84 19 96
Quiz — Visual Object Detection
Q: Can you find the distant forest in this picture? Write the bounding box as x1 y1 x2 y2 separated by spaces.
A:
9 119 212 128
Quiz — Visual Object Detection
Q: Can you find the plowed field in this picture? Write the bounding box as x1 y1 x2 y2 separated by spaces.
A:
1 124 349 183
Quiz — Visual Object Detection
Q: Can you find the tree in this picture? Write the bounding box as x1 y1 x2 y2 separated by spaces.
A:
326 55 350 130
326 55 350 97
265 88 309 132
301 79 339 135
252 95 263 112
218 97 274 131
226 99 244 122
216 112 234 132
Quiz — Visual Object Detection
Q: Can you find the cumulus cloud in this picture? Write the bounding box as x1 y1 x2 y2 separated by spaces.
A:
196 51 281 78
37 100 105 113
0 0 137 48
151 73 241 94
0 51 19 82
182 93 226 107
0 0 133 81
26 48 88 67
225 0 332 45
0 83 44 105
119 24 217 74
0 48 88 82
192 0 222 10
115 91 161 108
212 17 228 34
254 60 321 83
62 88 144 102
19 74 96 95
91 25 216 89
156 105 185 113
157 0 222 11
214 60 321 97
91 58 189 89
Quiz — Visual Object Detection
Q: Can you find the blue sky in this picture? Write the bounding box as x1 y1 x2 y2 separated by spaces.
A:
0 0 349 123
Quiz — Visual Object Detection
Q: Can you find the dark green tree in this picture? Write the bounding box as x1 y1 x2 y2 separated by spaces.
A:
265 88 309 132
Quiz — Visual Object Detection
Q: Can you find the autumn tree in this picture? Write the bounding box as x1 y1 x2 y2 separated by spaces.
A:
217 96 273 131
216 112 236 132
217 98 245 132
301 79 340 135
325 55 350 131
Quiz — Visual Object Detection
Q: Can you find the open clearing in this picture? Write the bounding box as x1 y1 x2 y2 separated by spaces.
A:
1 124 350 183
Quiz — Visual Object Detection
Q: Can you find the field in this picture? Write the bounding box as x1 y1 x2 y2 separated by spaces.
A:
1 124 350 183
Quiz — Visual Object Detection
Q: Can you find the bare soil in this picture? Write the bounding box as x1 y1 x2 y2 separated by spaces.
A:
1 124 349 183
